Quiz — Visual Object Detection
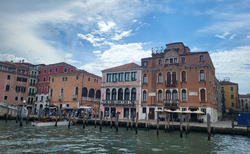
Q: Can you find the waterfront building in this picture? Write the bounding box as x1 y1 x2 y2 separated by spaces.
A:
215 78 223 120
0 61 29 106
35 62 76 113
141 42 218 122
100 63 142 119
220 80 239 112
239 94 250 112
49 70 101 114
17 60 42 113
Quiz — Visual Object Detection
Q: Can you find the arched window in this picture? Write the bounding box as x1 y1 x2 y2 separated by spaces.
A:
172 90 178 100
43 77 46 82
118 88 123 100
167 72 171 86
172 72 177 85
75 87 79 95
125 88 130 100
96 90 101 99
181 71 186 82
200 70 205 81
60 88 64 96
181 89 187 102
106 89 110 100
158 73 163 83
158 90 163 101
143 90 147 102
200 89 206 102
50 89 53 97
131 88 137 100
112 89 117 100
82 87 88 97
166 90 171 100
89 89 95 98
143 74 147 84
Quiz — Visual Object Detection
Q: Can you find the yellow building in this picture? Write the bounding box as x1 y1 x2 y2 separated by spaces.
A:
220 80 239 111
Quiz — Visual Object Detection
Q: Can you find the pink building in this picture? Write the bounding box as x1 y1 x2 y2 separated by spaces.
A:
101 63 142 119
35 62 76 112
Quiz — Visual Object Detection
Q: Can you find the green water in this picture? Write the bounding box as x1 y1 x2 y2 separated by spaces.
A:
0 120 249 153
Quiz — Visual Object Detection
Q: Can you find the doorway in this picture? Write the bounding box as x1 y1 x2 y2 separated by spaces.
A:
149 108 155 120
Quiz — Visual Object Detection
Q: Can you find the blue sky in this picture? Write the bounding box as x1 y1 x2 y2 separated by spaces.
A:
0 0 250 94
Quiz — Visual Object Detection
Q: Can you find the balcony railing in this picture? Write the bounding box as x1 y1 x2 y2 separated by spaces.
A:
165 81 177 87
58 95 63 101
164 99 179 107
102 100 137 105
82 97 100 102
72 95 78 100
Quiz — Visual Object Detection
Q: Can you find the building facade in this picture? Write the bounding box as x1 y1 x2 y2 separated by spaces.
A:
101 63 142 119
0 61 29 106
239 94 250 112
141 42 218 122
220 80 239 112
49 70 102 114
35 62 76 113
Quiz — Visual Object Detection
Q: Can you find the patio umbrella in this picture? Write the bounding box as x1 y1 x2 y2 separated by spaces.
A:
192 110 204 114
172 109 182 113
164 109 173 113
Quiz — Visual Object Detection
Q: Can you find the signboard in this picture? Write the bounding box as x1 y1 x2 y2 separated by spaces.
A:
189 91 198 96
149 92 156 96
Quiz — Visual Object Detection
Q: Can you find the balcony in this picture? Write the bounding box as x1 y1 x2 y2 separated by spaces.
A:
102 100 137 106
164 99 179 107
165 81 177 87
58 95 63 101
72 95 78 100
82 97 100 102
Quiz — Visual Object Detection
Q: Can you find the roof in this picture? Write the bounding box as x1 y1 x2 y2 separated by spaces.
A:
0 61 29 69
40 62 76 69
239 94 250 98
50 69 101 79
220 80 238 85
102 62 140 71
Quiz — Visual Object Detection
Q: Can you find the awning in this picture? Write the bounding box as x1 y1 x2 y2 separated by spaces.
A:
79 106 92 109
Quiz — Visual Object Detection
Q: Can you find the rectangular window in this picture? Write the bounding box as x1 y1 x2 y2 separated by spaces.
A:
55 68 58 72
119 73 124 82
7 75 11 80
230 87 233 91
49 68 52 73
16 86 20 92
66 104 69 107
142 107 146 113
106 74 112 82
131 72 137 81
17 77 22 81
165 59 169 64
199 55 204 61
125 72 130 81
231 102 235 107
112 73 117 82
201 108 206 115
143 61 147 66
44 69 47 74
181 57 185 64
5 85 10 91
20 97 23 101
4 96 8 100
22 78 27 82
52 78 54 82
15 97 18 101
76 76 79 80
174 58 178 63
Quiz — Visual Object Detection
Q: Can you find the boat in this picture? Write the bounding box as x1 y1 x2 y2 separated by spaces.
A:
31 118 72 127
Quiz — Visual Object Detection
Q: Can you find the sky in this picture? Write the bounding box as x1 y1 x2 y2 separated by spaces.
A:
0 0 250 94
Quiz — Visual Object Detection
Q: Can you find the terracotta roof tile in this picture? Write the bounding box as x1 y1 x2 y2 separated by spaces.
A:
103 62 140 71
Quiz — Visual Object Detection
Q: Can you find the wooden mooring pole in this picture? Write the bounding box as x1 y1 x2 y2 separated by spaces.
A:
127 112 129 130
5 106 9 123
165 112 167 133
100 111 103 131
20 105 24 127
145 112 148 131
68 111 71 128
157 112 159 136
207 113 211 140
180 113 183 138
95 109 97 128
110 116 112 129
83 111 85 129
136 112 138 134
115 112 118 132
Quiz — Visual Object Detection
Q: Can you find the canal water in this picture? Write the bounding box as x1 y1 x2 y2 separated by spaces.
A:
0 120 249 153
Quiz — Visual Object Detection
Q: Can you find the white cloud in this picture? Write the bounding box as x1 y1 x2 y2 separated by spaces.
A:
77 33 105 47
97 21 116 33
93 50 101 54
80 43 151 76
111 30 133 41
229 34 236 40
211 46 250 93
132 20 137 23
65 53 73 58
215 32 229 39
0 53 27 63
